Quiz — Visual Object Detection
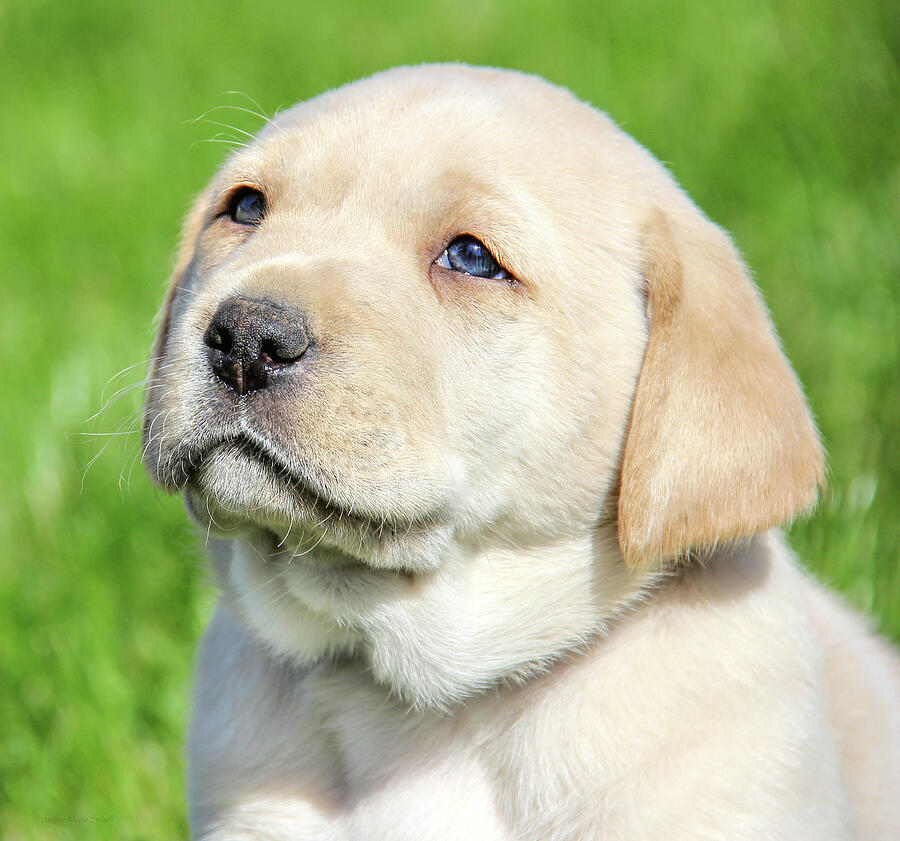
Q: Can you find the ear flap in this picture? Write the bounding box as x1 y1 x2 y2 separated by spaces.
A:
618 209 825 567
147 191 211 377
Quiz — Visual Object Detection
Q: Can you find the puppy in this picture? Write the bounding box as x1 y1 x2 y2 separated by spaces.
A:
143 65 900 840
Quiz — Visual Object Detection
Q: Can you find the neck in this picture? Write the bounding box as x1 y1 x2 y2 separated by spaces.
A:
222 525 659 711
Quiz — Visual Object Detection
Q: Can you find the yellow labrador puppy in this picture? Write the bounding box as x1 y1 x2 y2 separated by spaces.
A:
143 65 900 840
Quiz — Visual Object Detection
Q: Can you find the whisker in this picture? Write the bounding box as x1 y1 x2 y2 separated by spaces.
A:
277 513 296 549
98 357 158 399
189 135 247 152
288 525 330 560
203 103 272 124
197 119 256 139
222 90 272 120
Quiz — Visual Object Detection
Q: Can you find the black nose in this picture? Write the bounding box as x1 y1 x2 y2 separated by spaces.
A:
204 297 310 395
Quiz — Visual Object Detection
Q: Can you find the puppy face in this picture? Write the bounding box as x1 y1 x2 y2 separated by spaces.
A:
144 66 823 707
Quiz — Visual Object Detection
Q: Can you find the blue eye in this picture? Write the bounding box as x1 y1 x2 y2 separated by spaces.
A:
228 188 266 225
436 235 510 280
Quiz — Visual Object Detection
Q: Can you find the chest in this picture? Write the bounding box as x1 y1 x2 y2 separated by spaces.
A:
308 670 515 841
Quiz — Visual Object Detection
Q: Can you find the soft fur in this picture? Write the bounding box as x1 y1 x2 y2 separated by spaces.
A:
143 65 900 840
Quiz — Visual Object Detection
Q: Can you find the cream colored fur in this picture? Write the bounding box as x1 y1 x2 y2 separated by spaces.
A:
143 65 900 840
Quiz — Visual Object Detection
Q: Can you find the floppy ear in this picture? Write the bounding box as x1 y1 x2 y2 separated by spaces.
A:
617 209 825 567
147 192 211 374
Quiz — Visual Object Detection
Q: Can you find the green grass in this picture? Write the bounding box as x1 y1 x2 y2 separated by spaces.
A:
1 0 897 837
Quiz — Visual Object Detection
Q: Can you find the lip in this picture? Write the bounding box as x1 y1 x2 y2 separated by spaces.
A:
159 418 454 574
186 435 350 517
181 433 430 545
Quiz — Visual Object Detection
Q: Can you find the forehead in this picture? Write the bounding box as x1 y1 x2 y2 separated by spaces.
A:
199 66 680 303
214 67 648 221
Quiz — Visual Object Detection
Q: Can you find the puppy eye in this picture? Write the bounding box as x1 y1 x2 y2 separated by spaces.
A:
436 235 510 280
228 188 267 225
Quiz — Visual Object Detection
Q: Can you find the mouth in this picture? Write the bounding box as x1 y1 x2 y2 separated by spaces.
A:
178 434 445 569
184 434 374 530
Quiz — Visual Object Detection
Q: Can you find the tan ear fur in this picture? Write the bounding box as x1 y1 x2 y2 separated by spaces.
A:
618 209 825 567
143 192 211 461
148 192 211 372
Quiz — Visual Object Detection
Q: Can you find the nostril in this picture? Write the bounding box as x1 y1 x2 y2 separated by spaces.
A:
204 324 233 355
259 339 288 366
259 333 309 366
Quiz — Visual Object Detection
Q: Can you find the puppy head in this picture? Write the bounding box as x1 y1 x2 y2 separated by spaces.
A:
144 65 822 706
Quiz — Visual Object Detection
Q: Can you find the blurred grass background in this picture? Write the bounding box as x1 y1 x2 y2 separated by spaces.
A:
0 0 897 837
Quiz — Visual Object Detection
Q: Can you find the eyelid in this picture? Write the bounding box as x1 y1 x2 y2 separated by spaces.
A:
215 183 265 218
